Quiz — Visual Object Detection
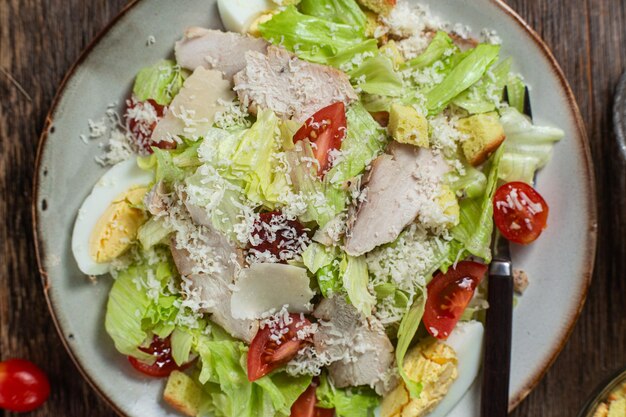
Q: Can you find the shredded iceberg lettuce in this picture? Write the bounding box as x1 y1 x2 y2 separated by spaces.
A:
194 335 312 417
259 6 365 64
341 255 376 317
132 60 186 106
453 58 511 114
225 109 289 207
104 254 179 361
425 44 501 115
395 291 427 398
350 55 404 96
402 31 455 71
299 0 367 30
445 146 504 267
499 107 564 183
259 7 402 97
316 374 380 417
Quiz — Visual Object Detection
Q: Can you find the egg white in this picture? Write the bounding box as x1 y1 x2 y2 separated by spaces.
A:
427 321 485 417
71 158 154 276
217 0 276 33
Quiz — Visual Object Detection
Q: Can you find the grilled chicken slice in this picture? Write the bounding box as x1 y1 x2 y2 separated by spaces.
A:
144 181 169 216
233 46 357 122
344 142 450 256
169 232 258 343
175 27 269 80
313 297 395 394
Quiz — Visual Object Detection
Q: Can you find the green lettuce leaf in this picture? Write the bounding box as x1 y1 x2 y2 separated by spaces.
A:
299 0 366 30
137 216 172 250
133 60 186 106
259 6 364 64
350 55 404 96
402 31 455 70
316 374 379 417
104 255 178 361
395 291 427 397
226 109 289 207
498 107 564 183
302 242 338 274
341 255 376 317
170 327 195 367
447 146 504 265
425 44 501 115
453 58 511 114
327 39 380 70
137 140 203 184
447 162 487 199
285 141 347 227
195 336 311 417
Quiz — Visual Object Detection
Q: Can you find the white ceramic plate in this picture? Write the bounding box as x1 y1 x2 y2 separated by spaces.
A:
33 1 597 416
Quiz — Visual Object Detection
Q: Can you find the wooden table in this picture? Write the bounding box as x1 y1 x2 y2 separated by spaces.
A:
0 1 624 416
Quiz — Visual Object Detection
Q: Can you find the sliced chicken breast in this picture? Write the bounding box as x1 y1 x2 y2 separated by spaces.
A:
313 297 395 394
175 27 269 80
170 231 258 343
344 142 450 256
233 46 357 122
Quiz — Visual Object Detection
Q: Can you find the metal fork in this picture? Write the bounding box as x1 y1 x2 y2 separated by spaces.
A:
480 86 533 417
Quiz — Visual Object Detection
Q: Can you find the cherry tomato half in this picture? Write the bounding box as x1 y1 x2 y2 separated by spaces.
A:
493 181 549 244
0 359 50 412
294 102 347 176
291 383 335 417
247 314 311 382
125 97 174 154
128 335 190 378
423 261 488 340
248 211 309 263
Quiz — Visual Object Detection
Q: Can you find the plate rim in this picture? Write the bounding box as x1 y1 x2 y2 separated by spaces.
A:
32 0 598 415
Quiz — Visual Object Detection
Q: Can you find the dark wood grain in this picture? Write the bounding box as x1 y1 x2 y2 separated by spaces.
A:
0 1 624 416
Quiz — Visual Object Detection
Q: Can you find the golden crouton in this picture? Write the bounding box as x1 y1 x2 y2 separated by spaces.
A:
457 112 506 166
364 11 380 38
437 185 460 228
357 0 397 16
388 104 429 148
163 371 203 417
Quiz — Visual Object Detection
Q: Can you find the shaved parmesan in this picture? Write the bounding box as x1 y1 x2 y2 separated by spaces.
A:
151 68 234 143
231 263 315 319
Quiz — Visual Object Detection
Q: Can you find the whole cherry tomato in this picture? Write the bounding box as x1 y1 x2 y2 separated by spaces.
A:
0 359 50 412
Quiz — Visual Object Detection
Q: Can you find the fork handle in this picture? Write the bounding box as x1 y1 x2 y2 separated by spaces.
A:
481 263 514 417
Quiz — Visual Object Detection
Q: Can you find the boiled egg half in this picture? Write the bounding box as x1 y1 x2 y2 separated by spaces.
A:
217 0 276 33
72 158 154 276
428 320 485 417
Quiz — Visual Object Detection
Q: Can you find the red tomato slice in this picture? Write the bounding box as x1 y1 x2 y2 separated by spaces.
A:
424 261 488 340
291 384 335 417
0 359 50 412
248 211 309 263
493 181 549 244
293 102 347 175
248 314 311 382
125 97 175 154
128 335 191 378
